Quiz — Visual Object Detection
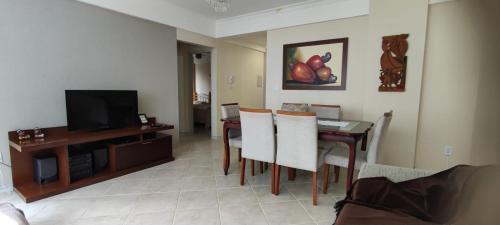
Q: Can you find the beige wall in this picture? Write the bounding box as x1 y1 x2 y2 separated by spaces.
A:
216 41 266 136
416 0 500 170
469 0 500 166
266 0 429 168
266 17 368 120
362 0 429 167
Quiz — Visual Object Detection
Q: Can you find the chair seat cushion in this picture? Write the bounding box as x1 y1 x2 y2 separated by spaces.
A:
324 145 367 169
228 136 242 148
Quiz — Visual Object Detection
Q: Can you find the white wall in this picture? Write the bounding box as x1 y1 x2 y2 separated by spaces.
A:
0 0 178 189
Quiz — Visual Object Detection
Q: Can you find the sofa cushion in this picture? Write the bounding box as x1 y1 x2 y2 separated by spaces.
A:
335 165 482 224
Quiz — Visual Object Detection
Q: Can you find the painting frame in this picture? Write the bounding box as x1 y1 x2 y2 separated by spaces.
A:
282 38 349 90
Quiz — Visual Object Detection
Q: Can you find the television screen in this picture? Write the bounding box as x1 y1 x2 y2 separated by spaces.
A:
65 90 139 131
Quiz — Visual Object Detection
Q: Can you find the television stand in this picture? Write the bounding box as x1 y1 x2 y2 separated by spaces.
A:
8 122 174 202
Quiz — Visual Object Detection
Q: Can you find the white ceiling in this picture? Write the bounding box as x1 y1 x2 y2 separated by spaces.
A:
165 0 310 19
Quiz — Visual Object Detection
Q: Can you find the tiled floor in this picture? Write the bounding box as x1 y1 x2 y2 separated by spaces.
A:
0 129 349 225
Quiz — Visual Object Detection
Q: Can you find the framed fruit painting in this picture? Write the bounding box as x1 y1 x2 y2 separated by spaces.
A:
282 38 348 90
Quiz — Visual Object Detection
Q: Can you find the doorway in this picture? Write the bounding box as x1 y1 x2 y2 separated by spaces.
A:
177 41 212 136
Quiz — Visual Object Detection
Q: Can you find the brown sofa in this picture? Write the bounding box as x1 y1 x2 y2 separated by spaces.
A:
334 164 483 225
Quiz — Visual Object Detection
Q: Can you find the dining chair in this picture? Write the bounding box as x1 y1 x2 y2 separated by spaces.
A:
309 104 341 120
221 103 242 161
274 110 329 205
281 103 309 112
239 108 275 189
310 104 342 150
322 110 393 194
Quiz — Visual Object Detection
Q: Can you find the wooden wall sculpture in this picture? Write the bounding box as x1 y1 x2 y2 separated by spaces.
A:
379 34 409 92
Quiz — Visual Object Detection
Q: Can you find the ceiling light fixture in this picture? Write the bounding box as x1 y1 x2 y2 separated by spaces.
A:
206 0 230 13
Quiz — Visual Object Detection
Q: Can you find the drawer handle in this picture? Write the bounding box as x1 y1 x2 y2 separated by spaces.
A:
142 141 153 145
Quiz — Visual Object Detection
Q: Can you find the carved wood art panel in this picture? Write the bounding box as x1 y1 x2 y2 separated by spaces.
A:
379 34 409 92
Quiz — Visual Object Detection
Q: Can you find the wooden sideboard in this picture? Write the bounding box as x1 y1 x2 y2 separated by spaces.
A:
8 123 174 202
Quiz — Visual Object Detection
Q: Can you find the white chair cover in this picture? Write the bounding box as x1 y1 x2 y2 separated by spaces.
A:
240 109 275 163
276 112 322 172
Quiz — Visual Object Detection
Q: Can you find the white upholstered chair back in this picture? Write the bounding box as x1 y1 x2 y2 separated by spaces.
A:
281 103 309 112
309 104 341 120
221 103 241 138
366 111 393 164
240 108 275 163
276 111 319 172
221 103 240 119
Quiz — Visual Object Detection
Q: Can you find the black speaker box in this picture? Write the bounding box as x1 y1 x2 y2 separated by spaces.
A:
92 148 108 173
32 155 58 184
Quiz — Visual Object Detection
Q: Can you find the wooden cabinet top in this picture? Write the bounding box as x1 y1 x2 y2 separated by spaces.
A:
8 124 174 153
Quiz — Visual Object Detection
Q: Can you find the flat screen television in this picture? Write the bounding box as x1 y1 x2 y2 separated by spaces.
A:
65 90 139 131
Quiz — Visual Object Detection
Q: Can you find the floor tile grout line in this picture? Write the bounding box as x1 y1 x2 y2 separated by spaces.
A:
171 189 182 225
215 188 223 225
297 197 320 225
251 183 272 225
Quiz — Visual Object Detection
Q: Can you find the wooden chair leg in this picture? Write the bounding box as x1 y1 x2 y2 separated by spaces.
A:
260 161 264 174
273 164 281 195
271 163 276 194
240 158 246 186
334 166 340 183
312 171 318 206
322 164 330 194
251 160 255 176
238 148 242 162
287 168 295 181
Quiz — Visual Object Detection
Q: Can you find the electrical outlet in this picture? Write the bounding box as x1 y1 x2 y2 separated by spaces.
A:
444 146 454 157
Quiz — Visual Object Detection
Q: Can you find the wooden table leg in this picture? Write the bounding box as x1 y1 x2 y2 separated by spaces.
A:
346 141 357 191
322 164 330 194
223 122 230 176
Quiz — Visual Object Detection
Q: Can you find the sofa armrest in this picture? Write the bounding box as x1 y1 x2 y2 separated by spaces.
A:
358 163 436 183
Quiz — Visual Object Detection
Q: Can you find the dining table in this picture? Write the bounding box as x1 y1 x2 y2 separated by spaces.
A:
221 117 374 190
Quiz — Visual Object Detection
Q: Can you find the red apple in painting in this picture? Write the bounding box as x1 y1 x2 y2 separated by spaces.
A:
291 62 316 84
316 66 332 81
306 55 324 71
306 52 332 71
